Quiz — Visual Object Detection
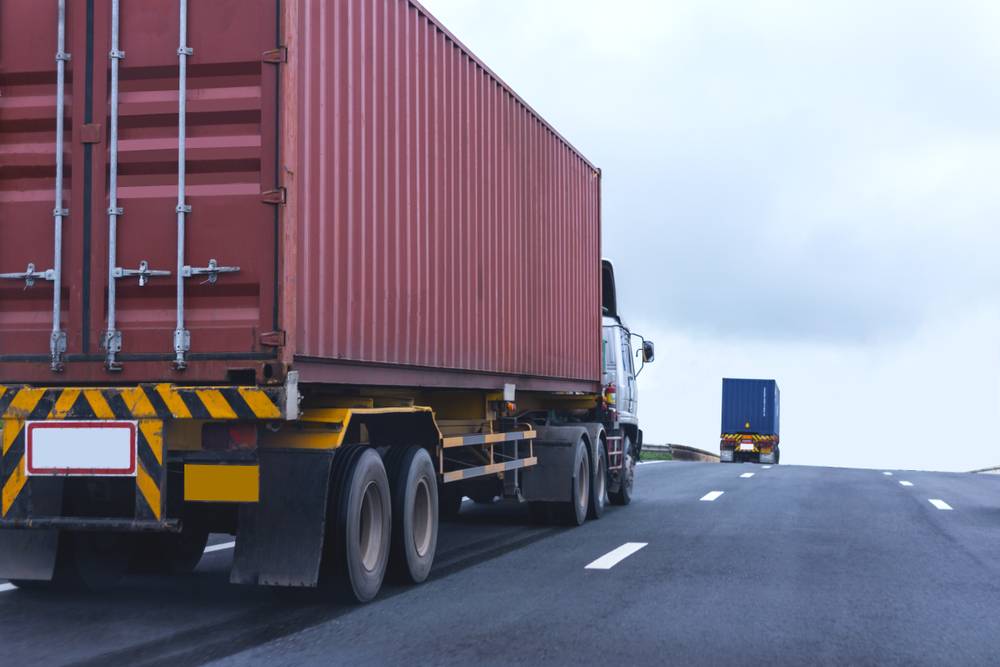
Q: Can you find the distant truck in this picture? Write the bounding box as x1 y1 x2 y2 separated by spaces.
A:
719 379 780 464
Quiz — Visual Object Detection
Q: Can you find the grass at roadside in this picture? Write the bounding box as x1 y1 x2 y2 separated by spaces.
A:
640 450 673 461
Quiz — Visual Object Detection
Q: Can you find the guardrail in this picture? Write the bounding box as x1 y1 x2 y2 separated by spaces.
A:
970 465 1000 474
643 443 720 462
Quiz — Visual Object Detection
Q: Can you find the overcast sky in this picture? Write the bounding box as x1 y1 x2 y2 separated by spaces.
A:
422 0 1000 472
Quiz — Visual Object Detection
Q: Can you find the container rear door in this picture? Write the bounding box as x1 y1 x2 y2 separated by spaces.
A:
92 0 279 367
1 0 279 377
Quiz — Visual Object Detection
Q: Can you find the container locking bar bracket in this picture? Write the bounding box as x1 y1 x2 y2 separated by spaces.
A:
181 259 240 285
0 263 55 289
113 260 171 287
173 258 240 363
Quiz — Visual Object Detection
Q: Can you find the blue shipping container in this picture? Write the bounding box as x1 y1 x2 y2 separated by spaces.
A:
721 378 780 436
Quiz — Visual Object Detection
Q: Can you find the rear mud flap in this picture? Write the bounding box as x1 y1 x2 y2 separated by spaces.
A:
231 449 334 587
0 528 60 581
521 425 590 503
0 477 64 581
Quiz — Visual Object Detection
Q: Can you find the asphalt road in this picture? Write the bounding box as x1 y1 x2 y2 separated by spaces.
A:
3 461 1000 665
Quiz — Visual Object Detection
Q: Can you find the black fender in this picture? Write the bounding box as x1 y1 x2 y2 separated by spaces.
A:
231 448 335 587
521 424 601 503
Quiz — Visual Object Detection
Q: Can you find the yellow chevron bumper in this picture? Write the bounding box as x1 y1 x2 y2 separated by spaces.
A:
0 384 288 521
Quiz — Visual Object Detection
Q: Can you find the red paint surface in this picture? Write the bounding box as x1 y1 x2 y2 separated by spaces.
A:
1 0 601 391
289 0 601 389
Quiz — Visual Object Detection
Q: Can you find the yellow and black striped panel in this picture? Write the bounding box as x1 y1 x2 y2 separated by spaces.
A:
720 433 779 443
0 416 163 521
0 383 282 521
135 419 165 521
0 384 284 422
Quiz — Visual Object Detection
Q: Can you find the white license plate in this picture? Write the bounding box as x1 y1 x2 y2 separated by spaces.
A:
739 442 755 451
26 421 137 476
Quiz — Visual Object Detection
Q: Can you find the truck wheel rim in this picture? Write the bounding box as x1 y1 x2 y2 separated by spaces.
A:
596 454 606 500
359 480 384 572
412 477 432 558
577 456 589 508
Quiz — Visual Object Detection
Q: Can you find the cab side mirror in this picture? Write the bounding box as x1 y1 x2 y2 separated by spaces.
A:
642 340 655 363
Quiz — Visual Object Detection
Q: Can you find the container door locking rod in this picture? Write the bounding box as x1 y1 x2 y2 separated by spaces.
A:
103 0 169 371
0 0 70 371
171 0 239 370
172 0 192 370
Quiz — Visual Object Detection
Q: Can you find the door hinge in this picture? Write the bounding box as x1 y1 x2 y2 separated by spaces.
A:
262 47 287 64
260 330 286 347
260 187 287 205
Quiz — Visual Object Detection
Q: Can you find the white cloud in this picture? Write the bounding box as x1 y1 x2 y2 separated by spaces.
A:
421 0 1000 470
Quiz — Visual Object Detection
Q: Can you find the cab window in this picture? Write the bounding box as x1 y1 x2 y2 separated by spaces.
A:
621 334 634 377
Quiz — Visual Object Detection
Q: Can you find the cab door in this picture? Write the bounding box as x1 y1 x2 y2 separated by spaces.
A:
619 331 638 418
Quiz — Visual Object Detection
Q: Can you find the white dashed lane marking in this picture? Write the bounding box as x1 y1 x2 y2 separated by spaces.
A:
899 481 913 487
761 465 772 469
585 542 648 570
700 491 724 502
928 499 953 511
740 472 754 478
883 472 893 476
0 583 15 593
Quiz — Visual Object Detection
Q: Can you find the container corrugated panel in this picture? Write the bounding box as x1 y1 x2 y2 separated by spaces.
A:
0 0 600 391
287 0 602 391
721 378 780 436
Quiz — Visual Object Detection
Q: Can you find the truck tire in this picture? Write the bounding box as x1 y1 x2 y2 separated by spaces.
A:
326 447 391 603
387 446 438 584
609 435 634 506
588 441 607 520
558 438 590 526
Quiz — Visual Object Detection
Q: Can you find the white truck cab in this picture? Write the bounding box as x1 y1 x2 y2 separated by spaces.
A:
600 260 654 465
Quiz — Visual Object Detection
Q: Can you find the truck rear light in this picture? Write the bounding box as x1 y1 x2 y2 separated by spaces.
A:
202 422 258 451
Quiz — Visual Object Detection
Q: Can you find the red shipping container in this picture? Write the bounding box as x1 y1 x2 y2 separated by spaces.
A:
0 0 601 393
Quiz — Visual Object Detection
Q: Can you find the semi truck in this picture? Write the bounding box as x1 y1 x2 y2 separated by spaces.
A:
719 378 780 464
0 0 653 602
